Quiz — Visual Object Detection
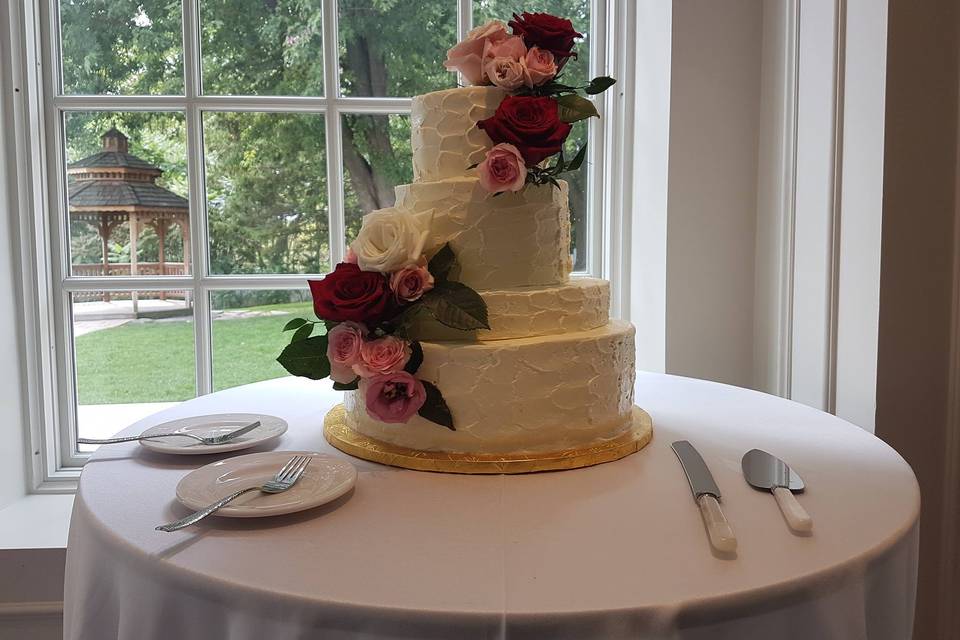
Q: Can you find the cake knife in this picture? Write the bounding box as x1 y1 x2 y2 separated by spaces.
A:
671 440 738 553
741 449 812 533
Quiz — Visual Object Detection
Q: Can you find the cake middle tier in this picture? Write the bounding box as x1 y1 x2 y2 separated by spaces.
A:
344 321 637 454
396 177 572 290
407 278 610 342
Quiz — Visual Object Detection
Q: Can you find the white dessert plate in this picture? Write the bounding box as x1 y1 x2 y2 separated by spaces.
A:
139 413 287 455
175 451 357 518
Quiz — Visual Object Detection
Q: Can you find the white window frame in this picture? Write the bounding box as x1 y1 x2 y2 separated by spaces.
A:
7 0 626 490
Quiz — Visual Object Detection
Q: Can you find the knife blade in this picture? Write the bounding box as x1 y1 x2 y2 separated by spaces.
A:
671 440 737 553
742 449 812 533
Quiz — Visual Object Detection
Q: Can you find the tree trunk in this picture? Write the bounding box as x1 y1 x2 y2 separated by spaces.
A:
341 34 400 214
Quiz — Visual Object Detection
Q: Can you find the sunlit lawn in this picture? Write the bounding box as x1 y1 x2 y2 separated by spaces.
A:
75 303 315 404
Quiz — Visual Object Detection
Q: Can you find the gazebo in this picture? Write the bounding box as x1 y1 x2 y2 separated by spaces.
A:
68 128 190 308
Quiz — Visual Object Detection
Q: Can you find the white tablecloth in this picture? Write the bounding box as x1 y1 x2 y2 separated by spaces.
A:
63 373 920 640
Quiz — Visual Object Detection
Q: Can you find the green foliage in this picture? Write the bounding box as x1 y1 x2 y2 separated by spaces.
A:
418 380 454 430
421 281 491 331
276 334 331 379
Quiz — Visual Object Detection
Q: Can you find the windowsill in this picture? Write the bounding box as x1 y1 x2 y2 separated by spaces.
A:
0 494 73 550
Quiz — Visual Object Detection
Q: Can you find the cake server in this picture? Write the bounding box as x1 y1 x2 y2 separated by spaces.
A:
742 449 813 533
671 440 737 553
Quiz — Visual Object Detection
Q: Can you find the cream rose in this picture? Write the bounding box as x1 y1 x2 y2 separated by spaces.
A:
443 20 509 85
485 57 526 91
350 208 429 274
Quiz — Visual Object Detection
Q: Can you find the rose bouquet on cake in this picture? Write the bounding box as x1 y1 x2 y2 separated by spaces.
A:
444 11 616 194
276 209 489 430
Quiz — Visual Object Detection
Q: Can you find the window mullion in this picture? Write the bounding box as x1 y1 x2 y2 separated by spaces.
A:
323 0 345 266
458 0 472 41
183 0 212 396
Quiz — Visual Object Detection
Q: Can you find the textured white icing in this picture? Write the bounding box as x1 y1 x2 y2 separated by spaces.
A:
396 177 573 290
411 86 506 183
344 321 637 454
408 278 609 342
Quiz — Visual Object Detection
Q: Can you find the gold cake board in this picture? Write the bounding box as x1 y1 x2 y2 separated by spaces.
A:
323 404 653 474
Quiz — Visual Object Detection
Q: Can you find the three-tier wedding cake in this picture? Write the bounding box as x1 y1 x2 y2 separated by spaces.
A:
278 11 651 472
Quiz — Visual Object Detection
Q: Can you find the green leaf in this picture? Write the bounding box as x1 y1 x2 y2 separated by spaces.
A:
333 378 360 391
276 335 331 380
427 243 458 281
283 317 308 332
418 380 454 430
421 281 490 331
557 94 600 123
585 76 617 95
404 340 424 374
291 322 314 342
566 143 588 172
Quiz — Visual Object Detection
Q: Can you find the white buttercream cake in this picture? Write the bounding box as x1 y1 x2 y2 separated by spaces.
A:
341 86 641 456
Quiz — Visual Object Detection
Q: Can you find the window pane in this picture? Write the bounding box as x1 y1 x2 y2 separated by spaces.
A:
211 289 312 392
338 0 457 97
200 0 324 96
64 112 190 277
342 114 413 244
58 0 184 95
472 0 591 86
204 112 330 275
565 121 588 271
73 290 195 449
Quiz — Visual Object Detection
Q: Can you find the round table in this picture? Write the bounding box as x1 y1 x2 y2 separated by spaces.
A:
63 373 920 640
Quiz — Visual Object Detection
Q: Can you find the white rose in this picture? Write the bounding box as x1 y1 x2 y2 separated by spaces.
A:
350 207 429 274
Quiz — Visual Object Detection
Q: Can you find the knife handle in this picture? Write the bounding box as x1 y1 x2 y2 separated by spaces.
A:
772 486 813 532
697 494 737 553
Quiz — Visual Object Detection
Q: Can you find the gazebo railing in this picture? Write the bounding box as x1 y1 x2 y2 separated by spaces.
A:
72 262 188 303
72 262 187 277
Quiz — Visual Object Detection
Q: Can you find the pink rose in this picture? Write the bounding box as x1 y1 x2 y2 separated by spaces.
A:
344 246 358 264
326 321 366 383
523 47 558 87
363 371 427 423
353 335 411 378
443 20 508 86
477 143 527 193
485 57 526 91
390 261 435 302
483 35 527 62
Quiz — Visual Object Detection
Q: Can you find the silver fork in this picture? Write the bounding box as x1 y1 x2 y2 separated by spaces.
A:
155 455 312 532
78 420 261 446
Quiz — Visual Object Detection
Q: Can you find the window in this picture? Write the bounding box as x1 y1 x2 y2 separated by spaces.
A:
24 0 611 475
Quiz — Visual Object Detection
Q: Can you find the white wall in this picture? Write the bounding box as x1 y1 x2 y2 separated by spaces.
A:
0 0 28 509
663 0 763 388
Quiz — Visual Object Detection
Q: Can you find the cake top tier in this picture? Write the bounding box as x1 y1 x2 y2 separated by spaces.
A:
411 86 505 184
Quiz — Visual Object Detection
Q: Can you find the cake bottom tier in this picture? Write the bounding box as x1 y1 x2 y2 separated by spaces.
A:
343 321 637 455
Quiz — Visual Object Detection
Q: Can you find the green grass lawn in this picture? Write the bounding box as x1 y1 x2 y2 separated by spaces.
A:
75 303 315 404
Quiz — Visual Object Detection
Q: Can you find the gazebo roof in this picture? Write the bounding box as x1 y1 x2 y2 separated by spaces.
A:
69 150 160 171
69 180 189 210
67 128 188 214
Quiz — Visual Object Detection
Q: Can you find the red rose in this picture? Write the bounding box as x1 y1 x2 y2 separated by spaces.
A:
309 263 396 324
477 96 572 165
508 12 582 70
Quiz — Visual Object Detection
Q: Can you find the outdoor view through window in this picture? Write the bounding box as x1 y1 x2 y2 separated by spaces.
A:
58 0 593 450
